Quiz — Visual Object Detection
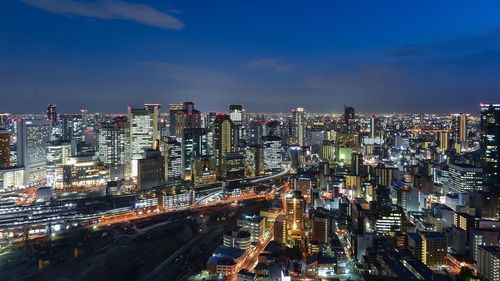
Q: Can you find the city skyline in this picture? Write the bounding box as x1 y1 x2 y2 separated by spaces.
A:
2 1 500 113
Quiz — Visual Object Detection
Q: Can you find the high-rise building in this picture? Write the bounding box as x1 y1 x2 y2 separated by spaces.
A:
46 141 71 187
292 108 305 146
168 103 183 137
262 136 282 173
344 106 355 126
285 190 305 234
477 246 500 281
222 151 245 180
274 214 288 245
310 211 330 244
446 163 483 193
169 102 202 139
128 105 159 176
421 232 448 269
0 129 10 168
17 118 51 185
137 149 165 191
98 116 129 179
182 128 208 180
248 121 265 147
370 115 376 138
160 137 182 186
438 131 449 152
229 105 244 147
213 114 233 177
46 103 58 126
480 103 500 187
452 113 467 145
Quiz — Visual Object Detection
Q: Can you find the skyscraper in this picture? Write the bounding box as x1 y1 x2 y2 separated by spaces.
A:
292 107 305 146
47 104 57 126
213 114 233 177
182 128 208 180
169 102 202 138
344 106 355 125
17 118 51 185
262 136 282 173
452 113 467 151
229 104 244 147
128 105 160 176
0 129 10 168
168 103 183 137
98 116 129 179
285 190 305 234
480 103 500 188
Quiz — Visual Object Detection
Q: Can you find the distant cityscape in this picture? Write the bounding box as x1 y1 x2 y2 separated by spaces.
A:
0 102 498 281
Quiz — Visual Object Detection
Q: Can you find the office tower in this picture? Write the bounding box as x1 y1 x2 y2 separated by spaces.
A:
168 103 183 137
477 246 500 281
351 152 363 176
320 140 336 163
182 128 208 180
229 104 244 147
98 116 129 179
292 107 305 146
46 141 71 187
222 151 245 180
137 149 165 191
274 214 288 245
344 106 355 125
237 215 265 243
213 114 233 177
374 205 406 235
421 232 448 269
170 101 202 139
17 118 51 185
0 129 10 168
446 163 483 193
248 121 265 146
480 103 500 187
60 113 84 144
128 105 159 175
160 137 182 186
370 115 376 138
438 131 449 152
310 211 330 244
47 104 57 125
452 113 467 145
144 103 161 141
285 190 305 233
262 136 282 173
397 185 420 212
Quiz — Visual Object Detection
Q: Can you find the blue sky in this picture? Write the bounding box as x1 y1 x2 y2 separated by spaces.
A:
1 1 500 114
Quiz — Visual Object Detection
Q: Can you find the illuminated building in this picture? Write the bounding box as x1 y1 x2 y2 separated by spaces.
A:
370 115 376 138
128 104 159 176
98 116 129 179
0 166 24 190
320 140 335 163
169 101 202 138
310 211 330 244
446 163 483 193
438 131 449 152
192 157 217 186
480 103 500 187
478 246 500 281
237 215 265 242
229 104 244 147
335 133 359 164
60 113 83 144
244 146 263 177
223 227 252 250
56 155 108 189
181 128 208 180
222 151 245 180
17 118 51 185
168 103 183 137
285 190 305 236
344 106 355 125
452 113 467 146
160 138 182 186
274 214 288 245
0 129 10 168
213 114 233 177
421 232 447 269
396 185 419 213
137 149 165 191
46 103 57 126
46 141 71 187
292 107 305 146
374 205 406 236
262 136 282 173
248 120 265 147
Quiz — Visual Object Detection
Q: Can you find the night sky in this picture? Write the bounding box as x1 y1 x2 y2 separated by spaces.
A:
1 1 500 114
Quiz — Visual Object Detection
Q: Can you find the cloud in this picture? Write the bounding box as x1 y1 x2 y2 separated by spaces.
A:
22 0 184 30
247 58 294 72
